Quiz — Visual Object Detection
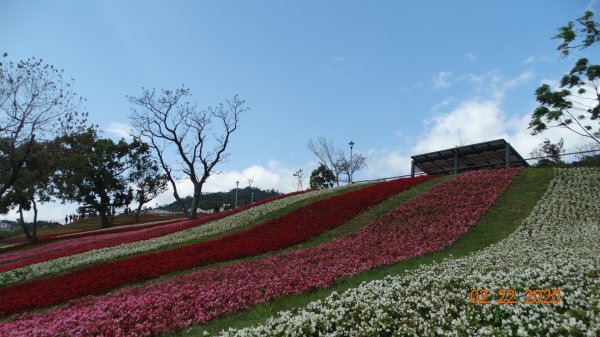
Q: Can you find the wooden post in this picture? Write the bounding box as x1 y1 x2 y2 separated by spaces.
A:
453 149 458 174
505 142 510 168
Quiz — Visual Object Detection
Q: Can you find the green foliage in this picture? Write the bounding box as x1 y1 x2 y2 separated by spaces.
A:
529 11 600 145
309 164 336 189
55 130 149 227
128 146 169 220
0 140 61 241
554 11 600 56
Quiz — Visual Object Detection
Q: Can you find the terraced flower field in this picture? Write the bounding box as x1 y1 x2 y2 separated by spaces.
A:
0 167 597 337
215 168 600 337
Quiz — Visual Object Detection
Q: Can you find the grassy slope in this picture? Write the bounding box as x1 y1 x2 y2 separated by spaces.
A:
171 167 553 337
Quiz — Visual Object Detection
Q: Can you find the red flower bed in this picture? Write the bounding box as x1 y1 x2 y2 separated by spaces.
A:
0 169 519 337
0 191 307 270
0 176 431 316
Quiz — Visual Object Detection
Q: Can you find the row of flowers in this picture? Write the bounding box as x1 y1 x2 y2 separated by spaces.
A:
0 185 355 286
0 219 191 267
0 190 309 270
0 216 185 256
0 169 519 336
214 167 600 337
0 175 431 315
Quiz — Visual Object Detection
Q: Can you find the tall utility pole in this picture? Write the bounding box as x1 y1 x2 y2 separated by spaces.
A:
348 140 355 184
234 180 239 208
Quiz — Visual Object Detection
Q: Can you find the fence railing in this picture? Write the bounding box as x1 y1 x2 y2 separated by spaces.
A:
523 149 600 167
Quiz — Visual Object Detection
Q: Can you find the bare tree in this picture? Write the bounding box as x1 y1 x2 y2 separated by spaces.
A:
0 53 87 206
128 87 248 219
307 137 367 185
338 152 367 184
307 137 344 186
292 169 304 191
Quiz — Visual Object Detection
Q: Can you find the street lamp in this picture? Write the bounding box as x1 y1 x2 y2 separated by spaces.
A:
235 181 239 208
349 140 355 184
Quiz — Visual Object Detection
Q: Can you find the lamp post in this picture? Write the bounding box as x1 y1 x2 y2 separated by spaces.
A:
235 181 239 208
349 140 355 184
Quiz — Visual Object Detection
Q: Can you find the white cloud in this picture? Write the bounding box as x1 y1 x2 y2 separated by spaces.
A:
466 53 476 61
433 71 453 89
332 56 346 63
105 122 133 139
523 56 536 64
523 55 555 65
504 71 534 89
413 99 507 153
363 149 413 179
399 80 425 94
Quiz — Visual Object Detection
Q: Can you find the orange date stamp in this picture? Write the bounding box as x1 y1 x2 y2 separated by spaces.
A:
469 289 561 305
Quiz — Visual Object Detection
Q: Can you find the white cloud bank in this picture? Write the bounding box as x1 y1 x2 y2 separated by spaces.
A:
105 122 133 140
363 70 594 180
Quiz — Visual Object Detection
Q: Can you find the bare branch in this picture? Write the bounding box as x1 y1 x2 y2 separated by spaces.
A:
129 89 248 218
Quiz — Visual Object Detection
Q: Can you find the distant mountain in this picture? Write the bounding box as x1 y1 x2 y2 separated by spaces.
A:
158 187 281 212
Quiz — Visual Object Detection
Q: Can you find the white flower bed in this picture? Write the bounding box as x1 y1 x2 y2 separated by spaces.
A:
0 185 359 287
218 168 600 337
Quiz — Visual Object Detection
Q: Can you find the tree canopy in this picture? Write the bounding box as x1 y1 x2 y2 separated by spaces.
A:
309 164 336 189
55 130 149 228
0 53 88 200
529 11 600 145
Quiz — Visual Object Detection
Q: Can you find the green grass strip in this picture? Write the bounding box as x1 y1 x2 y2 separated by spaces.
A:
171 167 553 337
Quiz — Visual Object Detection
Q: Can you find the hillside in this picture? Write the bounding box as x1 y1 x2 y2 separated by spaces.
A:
159 187 281 212
0 168 598 337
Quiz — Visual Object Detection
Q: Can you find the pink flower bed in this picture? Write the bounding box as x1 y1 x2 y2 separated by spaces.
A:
0 169 519 337
0 191 307 270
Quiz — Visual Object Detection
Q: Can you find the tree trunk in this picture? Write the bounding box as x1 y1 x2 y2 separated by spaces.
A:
135 202 144 223
189 183 201 219
31 199 38 241
99 209 111 228
18 205 36 243
164 173 188 217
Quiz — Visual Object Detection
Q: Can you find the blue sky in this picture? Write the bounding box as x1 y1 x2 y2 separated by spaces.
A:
1 0 598 221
